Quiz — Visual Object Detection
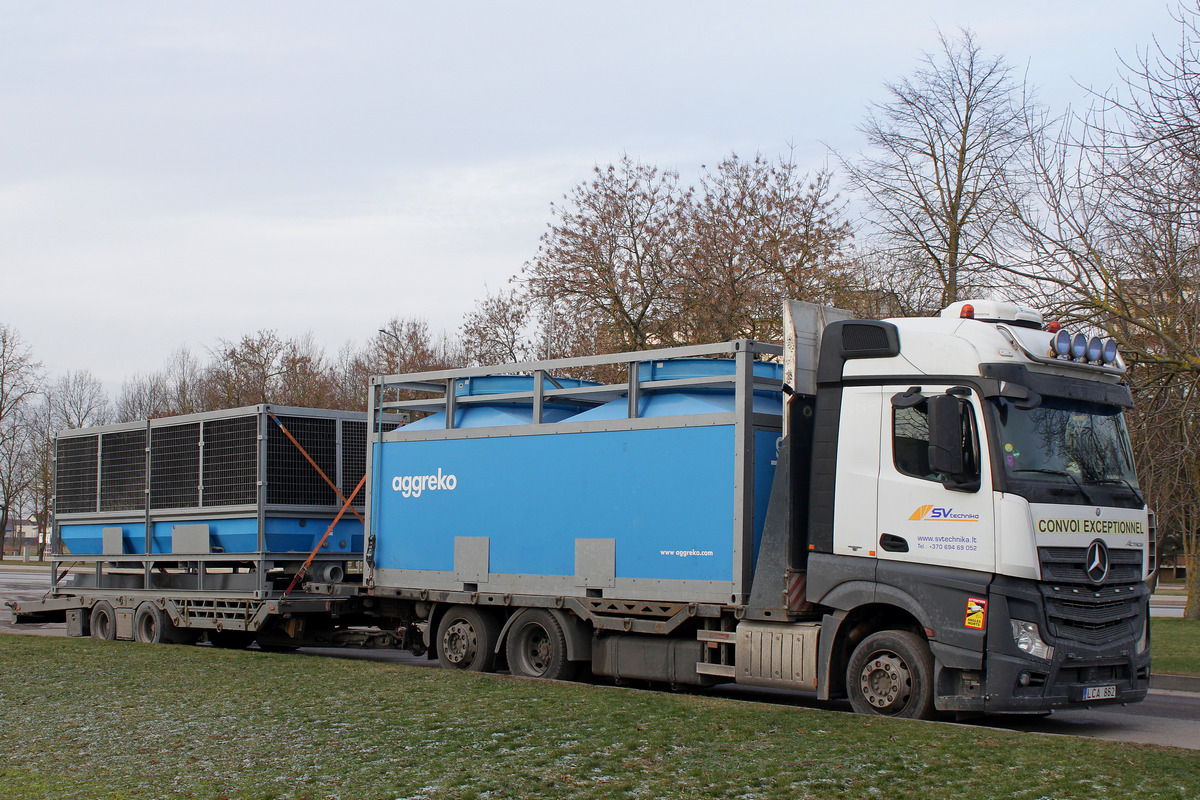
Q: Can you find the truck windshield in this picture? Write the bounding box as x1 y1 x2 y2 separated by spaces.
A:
991 396 1141 506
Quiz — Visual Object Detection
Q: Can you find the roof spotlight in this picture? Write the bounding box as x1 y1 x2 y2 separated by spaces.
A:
1053 330 1072 357
1071 333 1088 360
1086 336 1103 362
1103 339 1119 364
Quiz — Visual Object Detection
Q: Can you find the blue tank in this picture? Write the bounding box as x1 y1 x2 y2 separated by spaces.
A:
570 359 784 421
404 374 599 430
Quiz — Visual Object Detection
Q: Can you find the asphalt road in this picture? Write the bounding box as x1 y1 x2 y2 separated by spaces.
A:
3 564 1198 750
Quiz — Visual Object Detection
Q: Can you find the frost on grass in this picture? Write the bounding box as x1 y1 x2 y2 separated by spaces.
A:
3 637 1200 800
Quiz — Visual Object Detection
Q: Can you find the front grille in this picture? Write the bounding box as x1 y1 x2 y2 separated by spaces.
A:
1039 546 1143 584
1039 546 1143 646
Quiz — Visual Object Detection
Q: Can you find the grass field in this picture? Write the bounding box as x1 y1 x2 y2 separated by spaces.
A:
1152 618 1200 676
2 635 1199 800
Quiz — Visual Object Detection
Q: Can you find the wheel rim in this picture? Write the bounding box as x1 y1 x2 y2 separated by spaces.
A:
858 651 913 712
520 626 551 675
137 610 159 642
94 611 112 638
443 619 478 667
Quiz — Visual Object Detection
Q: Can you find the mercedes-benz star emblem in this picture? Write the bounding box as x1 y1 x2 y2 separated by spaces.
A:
1086 540 1110 584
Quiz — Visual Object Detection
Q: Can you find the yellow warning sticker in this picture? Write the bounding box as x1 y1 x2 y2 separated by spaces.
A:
965 597 987 630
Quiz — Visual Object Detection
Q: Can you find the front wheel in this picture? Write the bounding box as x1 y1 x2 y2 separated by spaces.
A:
436 606 501 672
506 610 576 681
846 630 935 719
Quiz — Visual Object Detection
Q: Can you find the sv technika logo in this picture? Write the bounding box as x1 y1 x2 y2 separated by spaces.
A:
392 469 457 497
910 504 980 522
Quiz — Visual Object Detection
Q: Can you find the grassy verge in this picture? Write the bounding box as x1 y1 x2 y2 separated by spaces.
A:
2 635 1199 800
1153 618 1200 676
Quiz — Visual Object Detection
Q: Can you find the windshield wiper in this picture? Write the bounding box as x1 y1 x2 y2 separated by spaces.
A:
1011 468 1096 504
1093 477 1145 505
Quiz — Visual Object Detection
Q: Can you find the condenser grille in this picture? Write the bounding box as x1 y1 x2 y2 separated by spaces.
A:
202 416 259 506
99 429 147 511
341 420 399 505
150 423 200 509
56 436 99 514
267 416 337 505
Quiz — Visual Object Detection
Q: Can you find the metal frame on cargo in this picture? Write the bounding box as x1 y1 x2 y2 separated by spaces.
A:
365 340 785 608
51 404 384 601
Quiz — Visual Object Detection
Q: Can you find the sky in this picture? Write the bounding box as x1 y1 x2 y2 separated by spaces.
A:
0 1 1184 394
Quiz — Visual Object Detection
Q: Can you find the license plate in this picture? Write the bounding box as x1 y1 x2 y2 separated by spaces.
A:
1083 685 1117 701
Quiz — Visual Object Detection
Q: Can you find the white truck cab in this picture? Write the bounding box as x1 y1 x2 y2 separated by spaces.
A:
803 299 1150 714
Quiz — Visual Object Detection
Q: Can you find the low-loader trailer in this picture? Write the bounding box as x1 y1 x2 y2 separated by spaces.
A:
11 300 1152 719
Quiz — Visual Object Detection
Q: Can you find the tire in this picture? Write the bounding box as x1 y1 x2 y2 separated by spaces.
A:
89 601 117 640
134 603 197 644
133 603 168 643
505 609 577 681
846 630 936 719
435 606 501 672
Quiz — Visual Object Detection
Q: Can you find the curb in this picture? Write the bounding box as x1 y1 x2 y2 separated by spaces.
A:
1150 672 1200 693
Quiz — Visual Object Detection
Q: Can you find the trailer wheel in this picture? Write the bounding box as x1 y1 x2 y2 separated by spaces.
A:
133 603 168 643
89 601 117 640
846 630 935 719
506 610 576 681
436 606 500 672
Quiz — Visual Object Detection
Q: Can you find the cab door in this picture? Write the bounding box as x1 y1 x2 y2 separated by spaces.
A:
874 385 996 573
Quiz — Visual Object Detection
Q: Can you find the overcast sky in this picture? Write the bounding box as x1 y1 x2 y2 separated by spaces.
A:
0 1 1183 393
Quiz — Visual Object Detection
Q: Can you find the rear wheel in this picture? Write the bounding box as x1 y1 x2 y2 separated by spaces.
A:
436 606 501 672
846 630 935 719
133 603 168 643
506 610 576 681
89 601 117 640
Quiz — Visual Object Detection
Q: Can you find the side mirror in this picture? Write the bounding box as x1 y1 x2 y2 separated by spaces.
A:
927 395 963 474
927 394 980 491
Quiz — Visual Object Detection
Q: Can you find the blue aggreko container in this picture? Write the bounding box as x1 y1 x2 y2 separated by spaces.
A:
367 352 784 606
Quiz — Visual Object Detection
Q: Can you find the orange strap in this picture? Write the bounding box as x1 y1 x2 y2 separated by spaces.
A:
283 474 367 598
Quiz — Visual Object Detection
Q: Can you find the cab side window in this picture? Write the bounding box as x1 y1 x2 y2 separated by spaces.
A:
893 399 981 484
894 403 935 481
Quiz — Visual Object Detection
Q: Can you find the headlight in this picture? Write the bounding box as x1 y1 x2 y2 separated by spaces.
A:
1136 617 1149 655
1011 619 1055 661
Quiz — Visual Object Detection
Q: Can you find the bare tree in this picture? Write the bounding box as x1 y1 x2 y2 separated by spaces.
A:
461 287 535 365
1005 3 1200 617
51 369 111 429
0 324 42 557
26 397 55 558
331 318 465 412
204 330 289 408
0 405 36 558
524 155 690 350
0 324 43 431
276 332 336 409
115 348 209 422
680 154 854 343
838 28 1038 310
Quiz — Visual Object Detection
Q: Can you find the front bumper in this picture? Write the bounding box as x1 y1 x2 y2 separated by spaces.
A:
931 578 1147 714
978 577 1150 713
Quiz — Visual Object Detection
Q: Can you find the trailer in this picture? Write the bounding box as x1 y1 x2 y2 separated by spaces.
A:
11 299 1152 719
